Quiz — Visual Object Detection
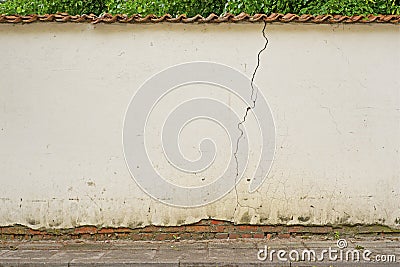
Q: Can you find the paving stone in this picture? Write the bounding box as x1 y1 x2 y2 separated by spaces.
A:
208 248 260 263
158 242 208 251
156 246 208 262
0 261 68 267
0 239 398 266
63 243 112 250
208 240 257 249
101 249 157 260
111 241 160 250
49 251 105 262
0 249 58 259
17 242 63 250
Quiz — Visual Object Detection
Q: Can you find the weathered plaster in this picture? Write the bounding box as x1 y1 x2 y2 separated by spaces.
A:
0 23 399 229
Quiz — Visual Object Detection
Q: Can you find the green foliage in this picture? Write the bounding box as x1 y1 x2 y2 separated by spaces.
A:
106 0 226 17
224 0 305 15
1 0 399 16
298 0 400 16
0 0 106 15
224 0 400 16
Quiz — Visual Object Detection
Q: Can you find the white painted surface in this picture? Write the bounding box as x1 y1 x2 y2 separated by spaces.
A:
0 23 399 228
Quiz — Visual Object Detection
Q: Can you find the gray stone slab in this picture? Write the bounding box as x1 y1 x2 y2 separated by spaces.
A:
0 250 9 256
208 240 257 249
62 243 112 250
111 241 160 250
0 249 58 259
0 250 68 267
0 239 398 267
49 250 105 261
17 242 64 250
208 248 260 263
0 261 68 267
152 249 183 263
158 242 208 251
98 249 161 265
0 244 16 250
180 263 266 267
156 246 208 262
70 263 176 267
73 249 178 266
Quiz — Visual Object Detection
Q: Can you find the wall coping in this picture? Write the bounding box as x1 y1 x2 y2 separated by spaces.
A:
1 13 399 24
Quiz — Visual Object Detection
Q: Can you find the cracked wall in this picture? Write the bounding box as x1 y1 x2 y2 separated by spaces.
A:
0 23 399 229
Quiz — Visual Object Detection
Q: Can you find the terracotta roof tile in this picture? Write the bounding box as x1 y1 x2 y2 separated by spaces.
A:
0 12 399 24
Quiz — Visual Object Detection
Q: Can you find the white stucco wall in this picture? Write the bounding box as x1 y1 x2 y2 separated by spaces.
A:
0 22 399 229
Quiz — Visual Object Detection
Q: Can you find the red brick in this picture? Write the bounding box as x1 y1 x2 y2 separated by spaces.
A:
154 233 174 241
140 233 154 240
190 233 206 240
179 233 192 240
98 228 115 234
214 225 234 232
277 233 291 239
116 233 129 239
1 228 11 234
140 225 160 233
288 226 308 233
129 233 143 241
308 226 332 234
161 226 185 233
236 225 257 232
204 233 215 239
258 226 283 233
229 233 240 239
114 228 132 233
28 229 44 235
253 233 265 239
214 225 225 232
59 235 71 241
240 233 252 238
2 227 28 235
215 233 228 239
210 220 226 225
79 233 93 239
31 235 43 241
185 225 209 232
74 226 97 235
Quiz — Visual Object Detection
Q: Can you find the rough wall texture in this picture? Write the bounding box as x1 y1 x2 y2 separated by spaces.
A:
0 23 399 230
1 219 399 241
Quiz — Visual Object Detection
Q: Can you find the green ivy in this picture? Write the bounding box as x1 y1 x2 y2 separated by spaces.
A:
1 0 399 16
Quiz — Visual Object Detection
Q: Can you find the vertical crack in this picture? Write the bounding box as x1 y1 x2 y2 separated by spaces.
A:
232 21 269 219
